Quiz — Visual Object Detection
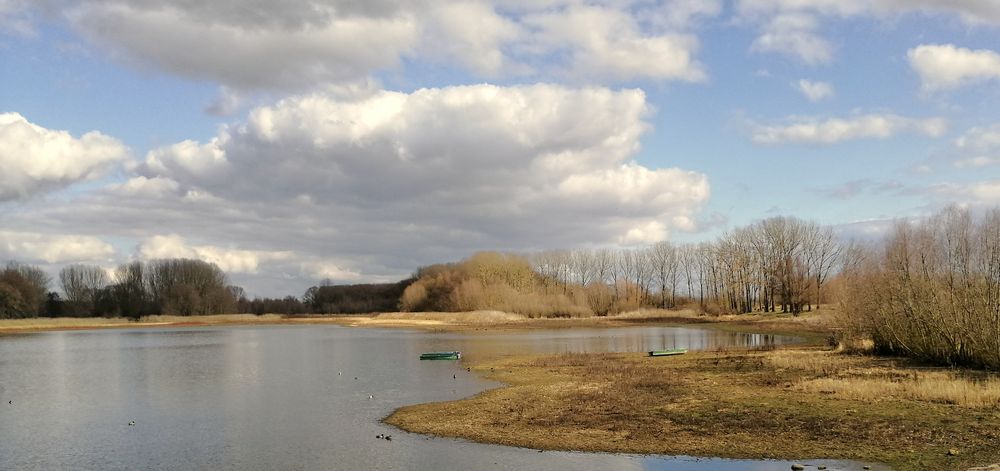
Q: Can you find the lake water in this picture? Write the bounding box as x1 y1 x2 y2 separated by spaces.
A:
0 325 885 470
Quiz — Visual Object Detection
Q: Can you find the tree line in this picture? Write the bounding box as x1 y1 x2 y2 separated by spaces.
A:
0 258 418 319
398 216 842 317
0 258 244 319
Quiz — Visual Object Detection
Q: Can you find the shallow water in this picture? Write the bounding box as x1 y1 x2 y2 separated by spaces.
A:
0 325 885 470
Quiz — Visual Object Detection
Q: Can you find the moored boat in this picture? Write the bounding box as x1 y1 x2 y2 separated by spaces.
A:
420 351 462 360
648 348 687 357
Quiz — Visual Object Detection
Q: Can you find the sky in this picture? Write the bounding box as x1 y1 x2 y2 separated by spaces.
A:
2 0 1000 297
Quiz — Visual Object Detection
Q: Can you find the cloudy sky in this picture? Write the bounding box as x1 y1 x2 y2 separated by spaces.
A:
2 0 1000 296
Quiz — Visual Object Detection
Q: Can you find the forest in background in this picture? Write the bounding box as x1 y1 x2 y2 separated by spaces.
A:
401 215 841 317
2 207 999 368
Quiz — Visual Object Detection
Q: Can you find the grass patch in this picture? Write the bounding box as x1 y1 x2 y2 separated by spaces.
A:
386 347 1000 471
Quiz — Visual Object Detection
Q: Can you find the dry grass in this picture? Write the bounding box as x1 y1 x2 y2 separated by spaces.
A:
609 308 702 319
799 373 1000 408
765 349 1000 407
0 317 137 331
0 314 299 334
387 347 1000 471
371 311 529 324
139 314 286 324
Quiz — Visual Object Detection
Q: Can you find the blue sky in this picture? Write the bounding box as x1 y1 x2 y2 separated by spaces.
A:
2 1 1000 296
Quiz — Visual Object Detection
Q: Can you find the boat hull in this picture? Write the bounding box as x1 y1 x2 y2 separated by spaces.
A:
648 349 687 357
420 351 462 360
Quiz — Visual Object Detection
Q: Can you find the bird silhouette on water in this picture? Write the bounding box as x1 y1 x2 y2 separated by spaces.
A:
128 421 135 426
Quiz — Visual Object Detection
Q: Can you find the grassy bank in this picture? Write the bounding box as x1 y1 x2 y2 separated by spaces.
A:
0 308 839 338
0 314 351 334
328 308 838 339
386 347 1000 471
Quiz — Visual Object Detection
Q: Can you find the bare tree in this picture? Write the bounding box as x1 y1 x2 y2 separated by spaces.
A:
59 264 109 315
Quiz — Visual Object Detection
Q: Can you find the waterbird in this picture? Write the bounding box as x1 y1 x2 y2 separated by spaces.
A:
384 435 391 441
452 374 456 379
376 434 384 439
368 394 374 399
128 421 135 426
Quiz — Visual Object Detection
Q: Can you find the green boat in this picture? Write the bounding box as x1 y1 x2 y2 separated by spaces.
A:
420 351 462 360
648 348 687 357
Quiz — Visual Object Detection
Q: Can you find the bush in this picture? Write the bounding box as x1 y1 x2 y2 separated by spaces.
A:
840 207 1000 369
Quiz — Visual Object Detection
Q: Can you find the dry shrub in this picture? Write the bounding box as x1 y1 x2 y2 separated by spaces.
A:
399 252 594 318
839 207 1000 370
399 283 428 312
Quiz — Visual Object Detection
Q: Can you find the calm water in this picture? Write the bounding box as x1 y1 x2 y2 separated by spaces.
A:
0 325 885 470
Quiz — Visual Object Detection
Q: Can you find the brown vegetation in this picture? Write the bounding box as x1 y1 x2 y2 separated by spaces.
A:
387 347 1000 471
400 252 594 317
840 207 1000 369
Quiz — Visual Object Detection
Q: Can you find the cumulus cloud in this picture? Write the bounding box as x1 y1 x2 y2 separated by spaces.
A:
750 113 948 145
138 84 708 247
908 44 1000 91
0 81 710 295
737 1 1000 63
0 112 129 200
953 123 1000 168
64 1 419 90
794 79 834 101
0 83 706 294
28 0 713 90
0 231 115 264
522 5 707 82
137 234 293 274
421 1 522 76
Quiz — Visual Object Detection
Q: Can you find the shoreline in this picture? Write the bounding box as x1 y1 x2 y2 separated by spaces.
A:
0 309 837 339
0 314 355 335
385 347 1000 471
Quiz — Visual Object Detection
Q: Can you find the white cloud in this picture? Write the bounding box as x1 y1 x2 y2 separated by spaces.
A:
0 83 703 292
142 138 229 181
737 1 1000 63
421 1 522 76
794 79 834 101
0 0 33 36
908 44 1000 91
929 181 1000 206
137 235 292 274
750 13 833 64
0 112 128 200
0 231 115 264
750 113 948 145
65 1 419 90
523 5 707 82
107 176 181 197
299 261 363 281
953 123 1000 168
26 1 713 90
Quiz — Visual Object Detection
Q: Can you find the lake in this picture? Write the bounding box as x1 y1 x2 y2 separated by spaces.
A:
0 325 884 470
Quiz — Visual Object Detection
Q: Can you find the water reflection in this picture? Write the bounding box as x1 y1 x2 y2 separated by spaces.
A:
0 325 884 471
